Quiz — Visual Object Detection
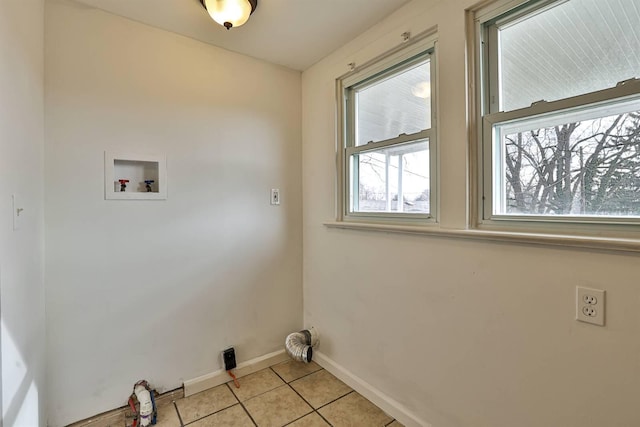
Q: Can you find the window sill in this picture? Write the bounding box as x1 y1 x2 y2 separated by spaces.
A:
323 221 640 253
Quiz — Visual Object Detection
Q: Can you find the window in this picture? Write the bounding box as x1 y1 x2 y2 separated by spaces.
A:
338 35 437 223
478 0 640 227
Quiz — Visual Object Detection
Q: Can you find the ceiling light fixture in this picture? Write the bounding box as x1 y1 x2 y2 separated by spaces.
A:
411 81 431 99
200 0 258 30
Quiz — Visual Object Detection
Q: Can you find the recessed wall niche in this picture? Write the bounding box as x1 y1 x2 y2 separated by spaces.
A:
104 151 167 200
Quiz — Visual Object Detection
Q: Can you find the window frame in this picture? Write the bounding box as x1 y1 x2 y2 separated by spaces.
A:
336 33 438 225
474 0 640 234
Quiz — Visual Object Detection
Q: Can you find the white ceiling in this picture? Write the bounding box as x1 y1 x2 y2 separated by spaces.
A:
71 0 412 71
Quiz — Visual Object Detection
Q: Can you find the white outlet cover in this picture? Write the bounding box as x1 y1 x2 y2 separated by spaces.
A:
576 286 605 326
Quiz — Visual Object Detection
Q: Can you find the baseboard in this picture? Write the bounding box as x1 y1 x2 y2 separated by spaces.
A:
314 352 432 427
183 349 289 397
68 388 184 427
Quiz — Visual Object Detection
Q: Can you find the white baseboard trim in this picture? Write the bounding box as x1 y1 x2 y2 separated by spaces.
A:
183 349 289 397
314 352 432 427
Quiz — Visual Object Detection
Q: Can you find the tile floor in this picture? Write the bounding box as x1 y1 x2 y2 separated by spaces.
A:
92 359 404 427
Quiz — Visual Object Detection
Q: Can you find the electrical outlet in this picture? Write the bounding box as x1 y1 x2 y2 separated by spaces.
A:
222 347 236 371
270 188 280 205
576 286 605 326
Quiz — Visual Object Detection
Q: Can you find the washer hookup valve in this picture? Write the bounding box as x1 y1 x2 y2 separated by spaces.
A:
118 179 129 192
128 379 157 427
144 180 155 192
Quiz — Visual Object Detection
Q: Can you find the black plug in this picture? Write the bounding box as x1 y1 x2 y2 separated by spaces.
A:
223 348 236 371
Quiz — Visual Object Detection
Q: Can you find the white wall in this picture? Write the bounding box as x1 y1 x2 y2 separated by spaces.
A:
44 1 302 425
0 0 47 426
302 1 640 426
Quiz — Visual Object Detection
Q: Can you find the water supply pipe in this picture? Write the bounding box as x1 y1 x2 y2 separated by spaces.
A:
133 381 155 427
285 327 319 363
134 383 153 426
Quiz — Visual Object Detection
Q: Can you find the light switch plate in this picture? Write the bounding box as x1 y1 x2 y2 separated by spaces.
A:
271 188 280 205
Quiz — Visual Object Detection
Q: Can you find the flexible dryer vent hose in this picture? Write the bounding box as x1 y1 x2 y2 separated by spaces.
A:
285 327 319 363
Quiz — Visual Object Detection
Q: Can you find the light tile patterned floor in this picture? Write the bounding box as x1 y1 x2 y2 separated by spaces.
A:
167 360 402 426
93 360 404 427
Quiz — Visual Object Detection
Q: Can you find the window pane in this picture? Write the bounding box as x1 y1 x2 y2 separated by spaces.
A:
494 99 640 217
355 60 431 146
351 140 430 214
499 0 640 111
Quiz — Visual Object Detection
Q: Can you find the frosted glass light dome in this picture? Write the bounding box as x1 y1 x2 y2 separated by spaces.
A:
203 0 256 30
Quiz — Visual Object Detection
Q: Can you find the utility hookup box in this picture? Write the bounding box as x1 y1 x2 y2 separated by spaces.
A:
222 348 236 371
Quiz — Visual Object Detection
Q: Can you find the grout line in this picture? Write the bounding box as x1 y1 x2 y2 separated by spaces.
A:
227 372 290 404
270 364 324 385
178 386 239 426
287 369 326 385
180 402 249 427
287 372 352 412
280 409 317 427
230 401 258 427
226 383 259 427
239 403 259 427
226 372 242 401
315 410 334 427
238 401 259 427
275 364 352 426
239 383 291 403
228 385 243 401
279 409 335 427
314 390 356 411
172 401 185 427
385 420 398 426
269 366 287 383
286 382 316 410
180 407 236 426
285 384 316 421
